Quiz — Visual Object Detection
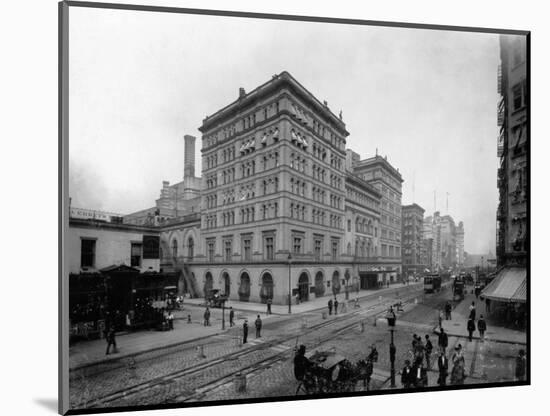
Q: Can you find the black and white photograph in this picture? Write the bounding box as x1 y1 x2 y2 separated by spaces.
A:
59 1 529 414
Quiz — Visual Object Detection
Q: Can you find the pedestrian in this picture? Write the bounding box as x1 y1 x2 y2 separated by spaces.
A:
413 361 428 388
204 307 211 326
328 298 333 315
105 327 117 355
243 319 248 344
477 315 487 342
451 344 466 385
469 301 476 321
266 298 272 315
414 335 425 366
437 351 449 386
167 311 174 330
255 314 262 338
334 298 339 315
401 359 413 389
445 301 452 320
229 307 235 327
467 318 476 342
367 344 379 363
425 334 433 369
438 328 448 355
515 349 526 381
296 293 300 305
438 309 443 329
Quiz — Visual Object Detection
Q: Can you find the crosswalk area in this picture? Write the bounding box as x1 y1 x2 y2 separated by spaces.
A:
245 337 292 353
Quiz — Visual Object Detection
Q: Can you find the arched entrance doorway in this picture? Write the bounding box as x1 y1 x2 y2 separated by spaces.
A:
222 272 230 296
314 271 325 297
260 273 274 304
332 271 341 295
204 272 213 297
238 272 251 302
298 272 309 302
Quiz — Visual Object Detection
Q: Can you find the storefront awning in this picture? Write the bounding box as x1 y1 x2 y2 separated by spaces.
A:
481 266 526 303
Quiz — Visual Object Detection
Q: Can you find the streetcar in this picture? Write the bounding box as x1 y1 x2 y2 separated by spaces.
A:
453 275 465 301
423 274 442 293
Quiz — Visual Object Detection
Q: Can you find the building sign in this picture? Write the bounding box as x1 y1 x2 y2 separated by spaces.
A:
143 235 160 259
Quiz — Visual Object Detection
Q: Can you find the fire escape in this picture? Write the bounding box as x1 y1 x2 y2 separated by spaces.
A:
496 63 507 267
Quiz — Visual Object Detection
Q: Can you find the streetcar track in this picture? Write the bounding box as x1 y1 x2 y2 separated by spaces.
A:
78 294 422 408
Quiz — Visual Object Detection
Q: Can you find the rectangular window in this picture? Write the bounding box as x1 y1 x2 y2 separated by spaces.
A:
81 239 96 268
130 243 142 267
207 240 215 262
382 244 387 257
224 239 232 262
243 238 252 261
513 83 523 111
293 237 302 254
264 236 274 260
331 240 339 261
314 239 322 260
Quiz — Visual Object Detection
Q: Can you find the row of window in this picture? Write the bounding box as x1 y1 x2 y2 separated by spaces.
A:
346 187 379 210
239 128 280 155
329 194 342 209
290 100 345 152
203 101 281 148
381 244 401 258
205 194 217 209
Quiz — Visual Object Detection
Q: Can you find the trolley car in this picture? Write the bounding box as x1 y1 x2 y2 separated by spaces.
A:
423 273 442 293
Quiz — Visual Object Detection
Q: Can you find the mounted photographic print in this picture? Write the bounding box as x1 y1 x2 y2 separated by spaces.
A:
59 1 530 414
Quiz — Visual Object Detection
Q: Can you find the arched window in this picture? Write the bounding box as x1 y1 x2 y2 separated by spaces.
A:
188 237 194 259
172 239 178 258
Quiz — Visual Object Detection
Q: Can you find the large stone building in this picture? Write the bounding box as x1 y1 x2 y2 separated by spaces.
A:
78 72 406 306
481 35 527 313
350 154 403 282
401 203 426 276
496 35 528 267
422 211 462 271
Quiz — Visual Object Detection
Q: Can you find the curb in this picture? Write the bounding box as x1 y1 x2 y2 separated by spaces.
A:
431 326 526 346
70 331 223 372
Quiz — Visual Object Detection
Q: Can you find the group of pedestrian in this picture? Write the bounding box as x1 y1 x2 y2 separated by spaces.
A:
241 315 263 344
327 298 340 315
466 301 488 342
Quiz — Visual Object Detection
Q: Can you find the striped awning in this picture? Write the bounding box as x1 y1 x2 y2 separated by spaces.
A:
481 266 526 303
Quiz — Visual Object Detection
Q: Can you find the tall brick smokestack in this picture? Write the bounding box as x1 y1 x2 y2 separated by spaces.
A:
184 134 196 179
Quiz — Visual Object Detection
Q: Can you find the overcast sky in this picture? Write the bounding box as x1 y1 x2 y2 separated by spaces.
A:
68 7 512 254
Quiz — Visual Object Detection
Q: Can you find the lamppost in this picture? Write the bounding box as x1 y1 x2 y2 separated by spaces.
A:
221 298 226 330
387 308 397 388
288 253 292 314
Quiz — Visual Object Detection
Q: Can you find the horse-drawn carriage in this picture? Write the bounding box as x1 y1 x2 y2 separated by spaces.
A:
295 348 375 395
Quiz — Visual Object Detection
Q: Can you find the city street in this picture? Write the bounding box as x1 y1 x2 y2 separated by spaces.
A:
69 282 526 410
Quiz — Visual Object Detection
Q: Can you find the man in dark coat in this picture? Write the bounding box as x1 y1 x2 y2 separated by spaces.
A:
477 315 487 342
105 327 117 355
437 351 449 386
401 360 413 389
334 298 339 315
229 307 235 327
438 328 449 354
467 318 476 342
469 301 476 321
412 361 428 388
425 334 433 369
266 298 272 315
242 319 249 344
515 349 526 381
255 315 262 338
445 301 452 320
328 298 333 315
294 345 312 382
204 307 211 326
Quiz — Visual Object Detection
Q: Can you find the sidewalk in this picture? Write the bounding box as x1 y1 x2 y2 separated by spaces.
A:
69 282 423 370
184 281 423 316
69 307 277 371
435 293 526 345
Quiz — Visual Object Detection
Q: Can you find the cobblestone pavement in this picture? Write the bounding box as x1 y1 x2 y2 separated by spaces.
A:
69 285 523 410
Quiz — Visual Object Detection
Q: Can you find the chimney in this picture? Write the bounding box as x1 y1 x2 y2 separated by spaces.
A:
183 135 196 179
239 87 246 98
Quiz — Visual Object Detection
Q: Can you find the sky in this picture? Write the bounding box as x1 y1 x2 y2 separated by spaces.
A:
68 7 508 254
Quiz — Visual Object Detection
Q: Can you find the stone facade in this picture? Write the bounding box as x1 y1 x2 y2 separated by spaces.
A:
401 203 425 276
496 35 528 267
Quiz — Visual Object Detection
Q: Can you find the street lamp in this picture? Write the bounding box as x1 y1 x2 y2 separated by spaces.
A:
386 308 397 388
288 253 292 314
